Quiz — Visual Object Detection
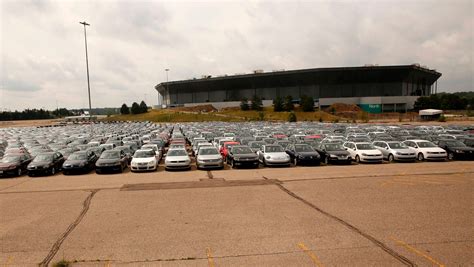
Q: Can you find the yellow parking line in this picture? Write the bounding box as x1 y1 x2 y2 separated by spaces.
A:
390 236 445 267
206 247 215 267
297 243 324 267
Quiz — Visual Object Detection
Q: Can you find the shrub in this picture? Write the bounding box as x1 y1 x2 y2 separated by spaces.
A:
284 95 294 111
251 95 263 111
273 96 284 112
120 104 130 114
438 114 446 122
300 95 315 112
288 112 297 122
240 98 249 111
130 102 141 114
139 101 148 113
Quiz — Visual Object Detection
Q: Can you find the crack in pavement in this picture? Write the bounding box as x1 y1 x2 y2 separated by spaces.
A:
273 182 417 267
0 178 33 192
207 170 214 179
39 189 99 267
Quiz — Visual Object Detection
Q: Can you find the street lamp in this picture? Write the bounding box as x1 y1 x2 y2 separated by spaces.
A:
165 68 170 105
79 21 92 122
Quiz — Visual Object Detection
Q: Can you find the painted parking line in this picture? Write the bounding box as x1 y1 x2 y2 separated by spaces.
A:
297 242 324 267
390 236 445 267
206 247 215 267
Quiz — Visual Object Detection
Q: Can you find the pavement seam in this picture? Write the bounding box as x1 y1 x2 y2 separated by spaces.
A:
0 187 120 195
39 189 99 267
0 178 33 192
274 183 417 267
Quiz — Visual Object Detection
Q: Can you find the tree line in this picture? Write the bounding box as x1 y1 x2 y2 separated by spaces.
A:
120 101 148 115
414 92 474 111
0 108 75 121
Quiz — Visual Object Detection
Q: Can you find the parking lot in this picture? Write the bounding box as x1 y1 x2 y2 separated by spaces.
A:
1 160 472 266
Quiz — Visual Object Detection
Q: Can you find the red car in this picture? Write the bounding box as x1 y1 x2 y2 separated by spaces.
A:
0 153 32 177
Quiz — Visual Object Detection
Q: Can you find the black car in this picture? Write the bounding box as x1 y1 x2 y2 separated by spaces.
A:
62 151 98 175
227 145 259 169
0 154 32 177
437 139 474 160
27 152 64 176
286 144 321 166
316 143 352 164
95 149 129 174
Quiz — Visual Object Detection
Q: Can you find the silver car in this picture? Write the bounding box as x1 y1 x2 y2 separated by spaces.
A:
164 149 191 170
196 147 224 170
372 141 416 162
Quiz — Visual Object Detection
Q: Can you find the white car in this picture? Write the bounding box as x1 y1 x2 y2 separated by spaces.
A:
372 141 416 162
402 140 447 161
343 142 383 163
141 144 162 161
164 149 191 170
257 144 291 167
131 149 158 172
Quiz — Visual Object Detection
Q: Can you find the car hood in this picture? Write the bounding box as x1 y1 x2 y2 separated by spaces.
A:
233 153 258 158
297 151 320 157
449 146 474 151
97 159 120 164
359 149 382 155
264 152 288 157
418 147 446 152
198 154 222 160
0 162 19 169
132 157 155 164
28 161 51 168
165 155 190 161
390 148 414 153
63 159 88 165
326 150 350 156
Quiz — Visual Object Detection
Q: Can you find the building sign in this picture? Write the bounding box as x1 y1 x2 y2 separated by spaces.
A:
360 104 382 113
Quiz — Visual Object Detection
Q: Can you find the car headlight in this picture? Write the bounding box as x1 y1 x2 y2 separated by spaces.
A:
234 157 240 161
362 153 368 156
455 150 464 153
79 163 85 167
265 156 271 160
329 154 336 158
395 152 401 155
149 161 156 166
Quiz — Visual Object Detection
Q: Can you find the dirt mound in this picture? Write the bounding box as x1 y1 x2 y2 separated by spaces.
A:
173 105 217 113
325 103 361 113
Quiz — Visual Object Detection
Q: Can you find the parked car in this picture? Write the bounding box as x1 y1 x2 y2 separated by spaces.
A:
95 150 129 174
285 144 321 166
27 152 64 176
62 151 98 175
402 140 447 161
165 149 191 170
196 146 224 170
227 145 259 169
437 139 474 160
257 144 291 167
316 143 351 164
372 141 416 162
220 141 240 160
343 142 383 163
131 149 158 172
0 154 32 177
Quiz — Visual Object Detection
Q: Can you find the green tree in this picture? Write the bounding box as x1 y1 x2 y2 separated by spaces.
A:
288 111 297 122
273 96 283 112
251 95 263 111
300 95 315 112
139 101 148 113
120 104 130 114
240 98 249 111
131 102 141 114
284 95 294 111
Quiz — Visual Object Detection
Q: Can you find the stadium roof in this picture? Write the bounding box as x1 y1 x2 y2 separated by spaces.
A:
155 64 441 93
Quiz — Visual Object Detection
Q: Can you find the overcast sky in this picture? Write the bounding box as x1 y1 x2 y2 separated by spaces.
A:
1 0 472 111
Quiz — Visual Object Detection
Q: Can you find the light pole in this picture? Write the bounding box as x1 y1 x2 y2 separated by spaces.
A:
165 68 170 106
80 21 92 122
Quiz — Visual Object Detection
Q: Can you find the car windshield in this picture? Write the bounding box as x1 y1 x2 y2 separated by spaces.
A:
100 151 120 159
232 147 253 154
167 150 188 156
1 156 20 163
134 150 156 158
142 145 157 151
417 142 437 148
250 142 264 148
295 145 314 152
324 144 345 151
199 148 219 155
265 146 284 152
356 143 375 150
387 142 406 149
445 141 466 147
68 153 88 160
33 154 53 162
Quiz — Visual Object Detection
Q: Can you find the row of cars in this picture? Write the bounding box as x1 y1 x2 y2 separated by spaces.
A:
0 122 473 177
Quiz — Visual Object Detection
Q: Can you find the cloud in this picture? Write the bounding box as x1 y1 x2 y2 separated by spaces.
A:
0 0 472 110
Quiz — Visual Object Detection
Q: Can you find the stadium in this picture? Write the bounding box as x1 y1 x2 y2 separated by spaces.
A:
155 64 441 113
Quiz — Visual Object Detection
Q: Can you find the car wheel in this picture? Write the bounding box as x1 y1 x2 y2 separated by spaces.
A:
17 168 22 177
51 167 56 175
355 155 360 163
448 152 454 160
388 154 394 162
417 153 424 161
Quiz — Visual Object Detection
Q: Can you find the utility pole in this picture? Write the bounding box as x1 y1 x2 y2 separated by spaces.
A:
165 68 170 106
80 21 92 124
